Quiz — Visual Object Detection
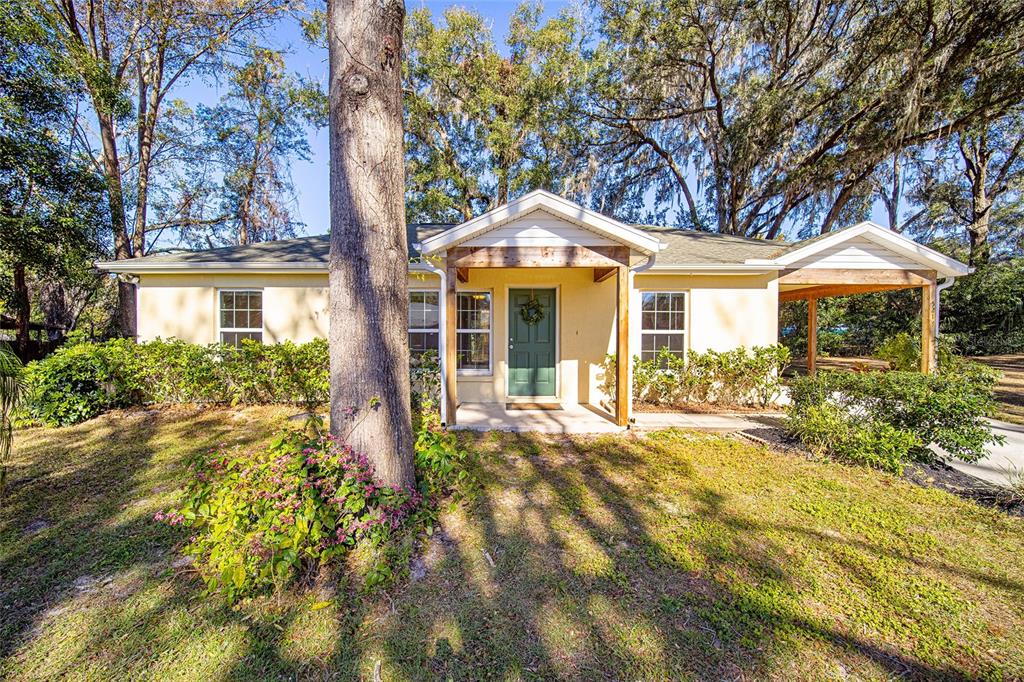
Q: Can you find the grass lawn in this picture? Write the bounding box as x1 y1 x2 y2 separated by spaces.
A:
2 407 1023 680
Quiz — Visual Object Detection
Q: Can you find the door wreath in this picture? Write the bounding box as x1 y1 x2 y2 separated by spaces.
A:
519 295 545 325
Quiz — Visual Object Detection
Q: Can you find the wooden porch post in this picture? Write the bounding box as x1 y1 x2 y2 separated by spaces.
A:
445 261 458 425
615 266 630 426
921 283 937 373
807 297 818 375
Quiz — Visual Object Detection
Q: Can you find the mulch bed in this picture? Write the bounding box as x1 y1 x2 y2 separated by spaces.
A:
737 424 1024 518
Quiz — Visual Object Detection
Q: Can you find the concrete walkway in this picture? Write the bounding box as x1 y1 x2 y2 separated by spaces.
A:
452 403 773 434
941 419 1024 488
632 412 772 432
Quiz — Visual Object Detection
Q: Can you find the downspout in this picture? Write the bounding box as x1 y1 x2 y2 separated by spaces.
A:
416 254 449 426
624 252 658 425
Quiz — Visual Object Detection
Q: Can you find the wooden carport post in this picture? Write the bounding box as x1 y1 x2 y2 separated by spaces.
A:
806 297 817 375
921 282 937 373
615 266 630 426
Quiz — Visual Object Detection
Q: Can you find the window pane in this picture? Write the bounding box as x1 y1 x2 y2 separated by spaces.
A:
221 291 235 309
642 293 656 311
457 331 489 370
409 332 439 355
221 310 234 328
656 293 670 311
670 293 686 312
641 312 655 330
221 331 263 346
457 292 490 330
422 292 439 328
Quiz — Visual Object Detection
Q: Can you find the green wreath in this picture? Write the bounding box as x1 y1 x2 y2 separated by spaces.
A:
519 297 545 325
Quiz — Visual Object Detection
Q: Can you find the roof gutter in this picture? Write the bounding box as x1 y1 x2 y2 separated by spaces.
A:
416 257 450 427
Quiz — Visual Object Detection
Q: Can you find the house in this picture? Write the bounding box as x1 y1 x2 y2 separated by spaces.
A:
96 190 971 428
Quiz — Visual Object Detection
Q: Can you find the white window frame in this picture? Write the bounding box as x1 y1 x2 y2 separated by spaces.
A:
456 289 493 376
217 288 264 345
639 290 688 363
408 288 440 355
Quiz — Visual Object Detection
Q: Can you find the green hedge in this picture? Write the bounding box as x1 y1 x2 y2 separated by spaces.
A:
786 363 1003 472
20 338 331 427
624 345 791 408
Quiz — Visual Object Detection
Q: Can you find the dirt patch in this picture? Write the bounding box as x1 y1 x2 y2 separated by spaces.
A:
971 354 1024 425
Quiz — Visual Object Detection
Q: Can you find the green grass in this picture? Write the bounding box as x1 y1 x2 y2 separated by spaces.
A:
2 408 1023 680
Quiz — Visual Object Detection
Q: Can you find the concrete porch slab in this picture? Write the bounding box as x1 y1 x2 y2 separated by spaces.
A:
452 403 623 434
632 412 769 432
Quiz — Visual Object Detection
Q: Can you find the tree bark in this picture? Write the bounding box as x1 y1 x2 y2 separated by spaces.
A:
13 263 29 359
327 0 414 488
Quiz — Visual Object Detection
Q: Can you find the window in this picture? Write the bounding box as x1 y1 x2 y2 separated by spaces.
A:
457 291 491 372
219 290 263 346
408 290 440 356
640 292 686 363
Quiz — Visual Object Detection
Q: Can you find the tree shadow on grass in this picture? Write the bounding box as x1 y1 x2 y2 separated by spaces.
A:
0 407 299 676
339 429 1010 680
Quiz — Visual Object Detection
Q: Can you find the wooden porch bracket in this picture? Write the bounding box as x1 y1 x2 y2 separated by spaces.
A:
444 261 458 425
593 266 616 283
455 267 469 284
615 266 630 426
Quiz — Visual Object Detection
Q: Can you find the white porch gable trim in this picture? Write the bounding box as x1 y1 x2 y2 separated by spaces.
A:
746 221 971 278
415 189 666 256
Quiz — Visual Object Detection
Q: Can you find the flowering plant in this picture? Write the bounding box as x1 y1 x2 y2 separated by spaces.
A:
160 430 424 600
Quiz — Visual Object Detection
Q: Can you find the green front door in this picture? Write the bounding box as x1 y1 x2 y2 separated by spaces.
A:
508 288 557 397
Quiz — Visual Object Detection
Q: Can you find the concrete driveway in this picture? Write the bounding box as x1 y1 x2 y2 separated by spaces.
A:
942 419 1024 488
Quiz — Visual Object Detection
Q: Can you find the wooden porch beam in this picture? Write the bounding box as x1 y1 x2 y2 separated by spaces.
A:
444 262 458 425
779 283 917 302
455 267 469 284
779 268 935 287
615 266 630 427
593 266 616 283
450 245 630 269
807 297 817 375
921 283 936 373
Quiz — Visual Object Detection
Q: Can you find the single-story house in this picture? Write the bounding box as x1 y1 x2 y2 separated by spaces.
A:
97 190 971 428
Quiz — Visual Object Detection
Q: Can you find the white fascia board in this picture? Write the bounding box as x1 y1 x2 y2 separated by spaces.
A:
645 264 785 274
97 260 445 275
417 189 665 255
745 221 971 277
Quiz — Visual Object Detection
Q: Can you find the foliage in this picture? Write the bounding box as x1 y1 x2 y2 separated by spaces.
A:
940 259 1024 355
787 365 1003 469
410 350 441 419
160 428 425 601
627 345 790 408
0 344 24 504
786 402 920 474
874 332 958 372
587 0 1024 235
19 337 331 427
402 4 592 222
0 0 107 350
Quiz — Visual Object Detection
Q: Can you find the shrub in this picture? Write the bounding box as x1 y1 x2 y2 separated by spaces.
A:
162 428 423 600
874 331 957 372
787 363 1003 470
629 344 790 408
410 350 441 419
786 402 920 474
159 411 468 601
20 337 332 426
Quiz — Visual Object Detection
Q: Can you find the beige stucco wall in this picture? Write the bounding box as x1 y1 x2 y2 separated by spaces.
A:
135 268 778 408
632 272 779 354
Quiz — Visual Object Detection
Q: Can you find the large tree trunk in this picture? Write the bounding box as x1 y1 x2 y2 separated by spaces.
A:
13 263 29 359
327 0 414 488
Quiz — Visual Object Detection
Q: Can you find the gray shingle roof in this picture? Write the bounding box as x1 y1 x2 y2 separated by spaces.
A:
108 223 790 268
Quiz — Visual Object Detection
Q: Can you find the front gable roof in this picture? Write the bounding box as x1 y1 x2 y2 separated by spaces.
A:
746 222 971 278
415 189 665 256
